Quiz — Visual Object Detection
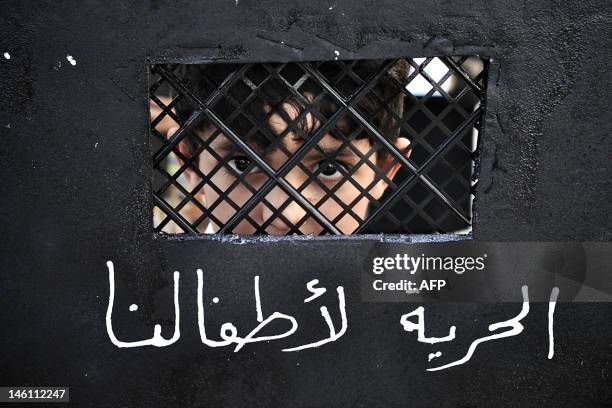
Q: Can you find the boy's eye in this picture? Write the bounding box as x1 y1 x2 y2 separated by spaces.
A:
227 156 257 175
316 160 349 181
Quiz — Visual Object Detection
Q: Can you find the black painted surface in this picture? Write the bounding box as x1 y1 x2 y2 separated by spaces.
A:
0 1 611 406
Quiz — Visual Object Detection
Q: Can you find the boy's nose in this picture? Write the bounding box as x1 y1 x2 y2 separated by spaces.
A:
261 185 307 234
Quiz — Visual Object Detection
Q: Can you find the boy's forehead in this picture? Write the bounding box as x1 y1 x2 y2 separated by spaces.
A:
202 98 374 157
207 131 366 154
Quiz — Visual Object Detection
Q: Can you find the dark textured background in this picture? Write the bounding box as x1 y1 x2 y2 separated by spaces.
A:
0 1 610 406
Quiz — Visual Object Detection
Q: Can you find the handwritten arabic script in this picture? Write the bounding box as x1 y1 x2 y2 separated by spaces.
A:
105 261 558 371
105 261 347 352
400 286 559 371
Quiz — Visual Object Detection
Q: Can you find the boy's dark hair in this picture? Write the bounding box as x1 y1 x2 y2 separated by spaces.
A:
173 59 409 159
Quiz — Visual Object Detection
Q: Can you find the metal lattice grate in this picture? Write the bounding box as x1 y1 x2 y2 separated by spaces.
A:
149 57 486 235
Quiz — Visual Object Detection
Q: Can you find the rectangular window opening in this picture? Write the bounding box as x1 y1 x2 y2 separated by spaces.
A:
149 57 487 236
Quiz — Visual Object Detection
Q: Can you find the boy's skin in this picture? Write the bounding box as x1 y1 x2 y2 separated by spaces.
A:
168 100 411 235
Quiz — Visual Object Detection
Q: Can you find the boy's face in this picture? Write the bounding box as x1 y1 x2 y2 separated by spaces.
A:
173 102 410 235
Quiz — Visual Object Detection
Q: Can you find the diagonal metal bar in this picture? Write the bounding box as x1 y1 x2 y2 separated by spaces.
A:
205 108 341 234
151 59 484 235
302 62 473 225
355 108 481 233
154 64 251 113
219 60 399 233
439 57 483 95
153 194 198 233
152 110 204 166
151 64 249 166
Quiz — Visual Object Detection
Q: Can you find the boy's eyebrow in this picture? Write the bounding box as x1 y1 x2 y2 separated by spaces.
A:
212 139 261 155
212 138 358 161
305 144 357 161
213 139 239 152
